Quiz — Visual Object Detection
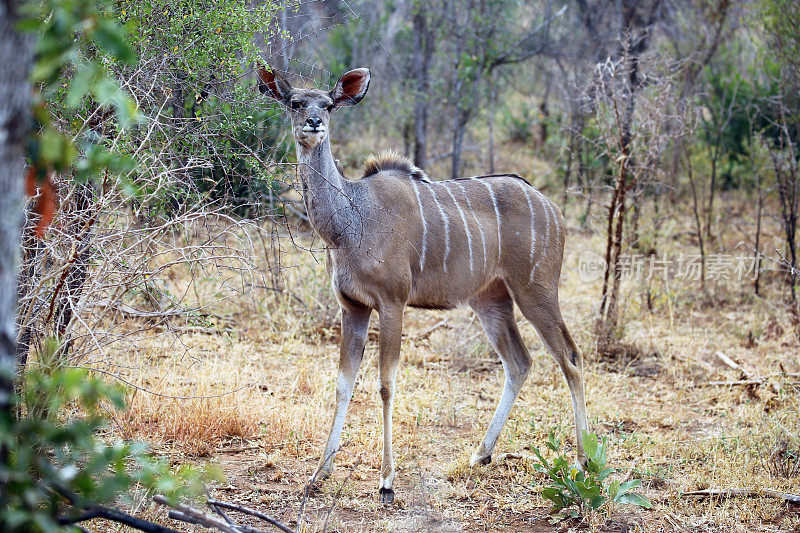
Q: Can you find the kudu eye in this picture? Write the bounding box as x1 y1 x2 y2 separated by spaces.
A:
290 100 301 110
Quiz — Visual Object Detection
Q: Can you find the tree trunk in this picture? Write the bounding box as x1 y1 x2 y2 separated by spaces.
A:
705 151 717 243
451 108 469 179
487 74 496 173
1 0 33 423
754 167 764 296
53 182 96 361
597 31 640 350
412 8 433 169
687 158 707 288
15 221 43 368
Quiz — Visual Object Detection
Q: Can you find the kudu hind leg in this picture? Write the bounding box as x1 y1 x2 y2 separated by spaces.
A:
514 288 589 465
469 283 533 466
318 303 371 480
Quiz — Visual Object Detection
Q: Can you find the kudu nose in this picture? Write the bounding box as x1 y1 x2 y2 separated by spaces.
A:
306 117 323 129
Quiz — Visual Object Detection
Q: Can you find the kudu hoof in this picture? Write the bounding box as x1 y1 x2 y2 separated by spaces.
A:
312 465 332 486
470 453 492 467
379 487 395 505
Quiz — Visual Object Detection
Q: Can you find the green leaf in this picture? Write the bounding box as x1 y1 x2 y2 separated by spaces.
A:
597 467 615 482
590 495 607 510
607 479 620 499
617 479 642 495
616 492 652 508
67 65 96 108
547 432 560 451
93 77 120 105
92 18 134 62
532 447 551 470
541 487 564 508
582 430 599 461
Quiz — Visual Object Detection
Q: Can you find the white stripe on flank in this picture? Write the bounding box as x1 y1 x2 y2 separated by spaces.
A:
531 188 550 283
516 181 537 278
444 186 473 272
475 178 502 258
424 182 450 271
410 180 428 271
549 201 561 242
537 189 551 246
455 182 487 271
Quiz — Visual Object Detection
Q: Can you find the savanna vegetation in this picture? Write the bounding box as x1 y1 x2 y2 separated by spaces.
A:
1 0 798 531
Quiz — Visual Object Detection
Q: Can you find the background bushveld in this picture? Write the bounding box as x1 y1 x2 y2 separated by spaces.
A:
1 0 799 531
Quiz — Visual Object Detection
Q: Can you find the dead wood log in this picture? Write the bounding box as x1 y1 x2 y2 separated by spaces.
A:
682 489 800 504
56 505 180 533
154 495 290 533
413 318 450 341
206 499 294 533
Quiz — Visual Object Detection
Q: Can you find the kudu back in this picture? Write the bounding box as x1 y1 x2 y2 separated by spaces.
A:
257 66 588 504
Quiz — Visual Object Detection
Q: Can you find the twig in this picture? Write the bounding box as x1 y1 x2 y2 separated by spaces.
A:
154 495 271 533
693 379 800 387
714 351 743 373
206 499 294 533
321 455 362 533
205 486 235 526
413 318 450 341
682 489 800 504
297 443 346 533
215 442 285 454
244 283 309 310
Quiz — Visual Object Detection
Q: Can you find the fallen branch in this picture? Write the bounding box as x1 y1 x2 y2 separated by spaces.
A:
682 489 800 504
414 318 450 341
206 500 293 533
91 299 235 323
494 452 525 462
296 443 346 533
714 351 744 374
57 505 180 533
214 442 285 454
321 455 362 533
154 495 279 533
695 379 799 387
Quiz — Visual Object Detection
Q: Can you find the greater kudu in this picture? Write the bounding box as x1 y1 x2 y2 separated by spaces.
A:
257 66 588 504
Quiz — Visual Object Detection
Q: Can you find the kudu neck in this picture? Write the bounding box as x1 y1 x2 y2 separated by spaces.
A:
295 137 363 248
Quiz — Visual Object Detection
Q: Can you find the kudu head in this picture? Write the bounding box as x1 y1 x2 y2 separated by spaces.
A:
257 67 370 149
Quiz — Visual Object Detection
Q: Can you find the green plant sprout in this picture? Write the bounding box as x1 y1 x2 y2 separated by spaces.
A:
532 430 651 522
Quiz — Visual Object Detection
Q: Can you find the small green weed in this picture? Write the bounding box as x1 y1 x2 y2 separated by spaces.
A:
532 430 651 522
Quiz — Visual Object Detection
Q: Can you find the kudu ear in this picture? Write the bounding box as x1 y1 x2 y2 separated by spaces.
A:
256 67 293 104
330 68 370 108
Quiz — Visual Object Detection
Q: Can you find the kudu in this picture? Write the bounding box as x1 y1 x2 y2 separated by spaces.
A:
257 66 588 504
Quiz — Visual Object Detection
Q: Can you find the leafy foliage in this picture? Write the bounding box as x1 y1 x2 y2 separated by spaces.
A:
0 341 208 533
113 0 293 215
502 104 536 144
532 430 651 522
21 0 139 183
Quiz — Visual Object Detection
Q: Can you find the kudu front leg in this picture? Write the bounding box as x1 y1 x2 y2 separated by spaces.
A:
377 303 403 504
317 303 371 481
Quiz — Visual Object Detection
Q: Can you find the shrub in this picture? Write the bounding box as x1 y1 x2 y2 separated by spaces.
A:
532 430 651 522
0 341 205 532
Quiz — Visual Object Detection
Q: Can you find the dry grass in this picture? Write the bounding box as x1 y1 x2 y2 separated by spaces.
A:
84 147 800 532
